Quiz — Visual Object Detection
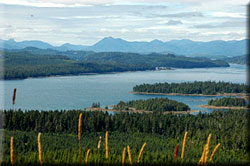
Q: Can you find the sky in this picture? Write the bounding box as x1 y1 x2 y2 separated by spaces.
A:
0 0 248 46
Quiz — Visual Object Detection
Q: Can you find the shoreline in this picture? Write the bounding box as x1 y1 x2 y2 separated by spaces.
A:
3 70 156 81
130 91 246 97
198 105 248 110
86 107 204 114
2 64 234 81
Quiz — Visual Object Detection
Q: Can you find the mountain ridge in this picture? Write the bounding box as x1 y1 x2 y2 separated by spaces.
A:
0 37 247 58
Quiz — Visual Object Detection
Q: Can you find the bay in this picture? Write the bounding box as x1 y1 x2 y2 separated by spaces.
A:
0 64 247 113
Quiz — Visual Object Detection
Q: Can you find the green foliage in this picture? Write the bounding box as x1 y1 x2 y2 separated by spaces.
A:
133 81 247 95
2 50 229 80
208 97 247 107
113 98 190 112
92 102 101 108
82 52 229 69
1 109 248 164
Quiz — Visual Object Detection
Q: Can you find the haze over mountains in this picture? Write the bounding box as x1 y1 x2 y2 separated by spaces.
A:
0 37 246 58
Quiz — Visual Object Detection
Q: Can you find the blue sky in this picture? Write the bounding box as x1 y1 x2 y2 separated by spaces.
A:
0 0 248 45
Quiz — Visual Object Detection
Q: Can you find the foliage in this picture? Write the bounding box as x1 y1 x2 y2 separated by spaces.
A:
133 81 247 95
113 98 190 112
1 109 248 164
208 97 247 107
92 102 101 108
2 50 229 80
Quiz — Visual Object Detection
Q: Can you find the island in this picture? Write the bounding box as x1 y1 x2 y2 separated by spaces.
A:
132 81 247 96
86 98 202 114
199 97 248 110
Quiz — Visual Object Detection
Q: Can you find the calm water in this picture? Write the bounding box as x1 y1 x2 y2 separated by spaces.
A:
0 64 247 113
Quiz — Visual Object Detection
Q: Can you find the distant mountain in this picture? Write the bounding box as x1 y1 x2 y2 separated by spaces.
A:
87 37 247 58
223 55 246 64
0 37 247 58
0 38 54 49
0 39 88 51
56 43 88 51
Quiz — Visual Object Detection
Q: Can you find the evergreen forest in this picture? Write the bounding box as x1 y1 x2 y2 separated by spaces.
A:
1 109 248 165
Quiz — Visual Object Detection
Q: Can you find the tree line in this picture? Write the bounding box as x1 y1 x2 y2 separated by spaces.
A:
208 97 247 107
113 98 190 112
2 50 230 80
1 109 248 164
133 81 247 95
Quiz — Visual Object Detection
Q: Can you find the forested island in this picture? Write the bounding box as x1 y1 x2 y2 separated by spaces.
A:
133 81 247 96
1 109 248 164
198 97 248 110
113 98 190 112
208 97 247 107
1 48 229 80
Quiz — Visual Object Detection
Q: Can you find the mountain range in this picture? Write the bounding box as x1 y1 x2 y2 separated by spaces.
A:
0 37 247 58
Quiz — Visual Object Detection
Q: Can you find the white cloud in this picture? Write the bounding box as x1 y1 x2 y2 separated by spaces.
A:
210 12 246 18
0 0 249 7
0 0 113 7
0 0 247 44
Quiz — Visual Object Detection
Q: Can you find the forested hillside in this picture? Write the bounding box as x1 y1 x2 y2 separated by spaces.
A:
133 81 247 95
2 49 229 80
2 51 149 79
224 55 246 64
81 52 229 68
1 109 248 164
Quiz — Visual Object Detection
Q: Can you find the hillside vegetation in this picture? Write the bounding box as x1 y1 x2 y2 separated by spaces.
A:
1 109 248 164
2 49 229 80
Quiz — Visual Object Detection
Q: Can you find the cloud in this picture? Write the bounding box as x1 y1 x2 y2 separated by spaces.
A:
0 0 247 45
166 20 182 25
0 0 114 7
209 12 246 18
194 20 246 29
151 12 204 18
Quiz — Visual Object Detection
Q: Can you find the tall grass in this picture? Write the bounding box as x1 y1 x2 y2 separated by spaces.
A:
78 113 82 163
37 132 43 165
97 136 102 149
10 137 14 165
137 142 146 163
122 147 126 166
209 143 220 161
173 144 179 160
181 131 188 160
85 149 90 165
105 131 108 160
127 145 132 165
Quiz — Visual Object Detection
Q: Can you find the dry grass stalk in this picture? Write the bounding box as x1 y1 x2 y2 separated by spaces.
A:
127 146 133 165
106 131 108 159
38 132 43 164
12 88 16 105
97 136 102 149
209 143 220 161
204 134 212 163
10 137 14 165
137 142 146 163
85 149 90 165
78 113 82 141
198 144 207 166
173 144 179 160
181 131 188 159
122 147 126 166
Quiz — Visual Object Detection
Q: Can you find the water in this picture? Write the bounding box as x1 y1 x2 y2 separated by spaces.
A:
0 64 247 113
